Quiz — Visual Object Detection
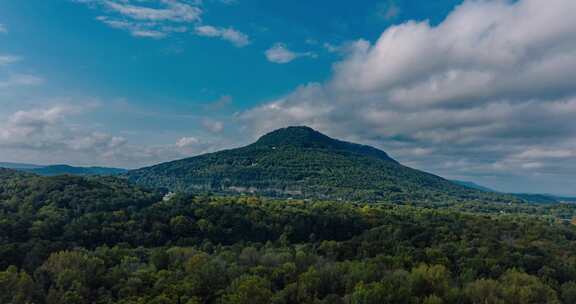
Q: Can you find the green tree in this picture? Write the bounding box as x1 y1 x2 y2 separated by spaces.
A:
410 264 451 299
465 279 504 304
499 270 559 304
222 275 273 304
561 281 576 304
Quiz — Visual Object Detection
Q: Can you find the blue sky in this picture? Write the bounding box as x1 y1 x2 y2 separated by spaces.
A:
1 0 576 195
0 0 461 110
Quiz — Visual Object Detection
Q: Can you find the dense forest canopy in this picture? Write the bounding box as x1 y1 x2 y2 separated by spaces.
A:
2 169 576 303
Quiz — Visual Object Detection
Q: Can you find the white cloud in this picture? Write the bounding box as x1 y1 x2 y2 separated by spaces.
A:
0 105 130 165
265 44 295 63
515 148 575 160
95 16 170 39
132 30 168 39
0 55 20 66
0 106 81 148
265 43 316 64
217 0 238 5
77 1 251 46
104 0 201 22
331 0 576 104
0 24 7 33
0 74 45 88
0 104 227 168
239 0 576 193
176 136 200 148
202 119 224 133
195 25 250 47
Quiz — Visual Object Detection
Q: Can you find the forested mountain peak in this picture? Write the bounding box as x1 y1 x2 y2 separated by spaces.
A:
252 126 397 163
126 126 515 203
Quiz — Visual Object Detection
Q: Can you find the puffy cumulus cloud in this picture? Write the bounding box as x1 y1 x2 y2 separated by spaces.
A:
0 105 233 168
239 0 576 195
0 105 137 167
0 105 130 153
76 0 250 46
195 25 250 47
265 43 317 64
0 24 6 33
331 0 576 106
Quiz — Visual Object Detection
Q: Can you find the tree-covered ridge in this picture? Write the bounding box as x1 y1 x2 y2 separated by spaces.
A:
253 126 398 163
126 127 516 203
2 171 576 303
25 165 127 176
0 163 127 176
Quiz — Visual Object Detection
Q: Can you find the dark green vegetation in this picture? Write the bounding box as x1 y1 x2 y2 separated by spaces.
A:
3 168 576 303
127 127 514 204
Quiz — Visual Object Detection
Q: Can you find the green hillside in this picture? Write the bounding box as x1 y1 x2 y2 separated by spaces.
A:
127 126 514 203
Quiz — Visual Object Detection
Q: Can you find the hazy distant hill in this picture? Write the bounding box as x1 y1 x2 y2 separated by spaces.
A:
452 180 495 192
27 165 127 176
0 162 43 170
453 179 576 204
512 193 576 204
127 126 515 203
0 162 126 176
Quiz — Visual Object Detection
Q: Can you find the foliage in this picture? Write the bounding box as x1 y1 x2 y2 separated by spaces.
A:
126 126 516 203
2 169 576 303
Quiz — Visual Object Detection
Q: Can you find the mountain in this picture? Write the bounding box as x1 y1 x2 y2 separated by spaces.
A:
0 162 127 176
512 193 576 204
452 180 495 192
513 193 561 204
455 180 576 204
26 164 127 176
556 196 576 203
0 162 43 169
127 126 514 203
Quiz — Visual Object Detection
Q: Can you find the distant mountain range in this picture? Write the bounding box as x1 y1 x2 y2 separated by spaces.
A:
2 127 571 204
452 180 495 192
0 162 43 170
453 180 576 204
0 163 127 176
126 126 514 203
